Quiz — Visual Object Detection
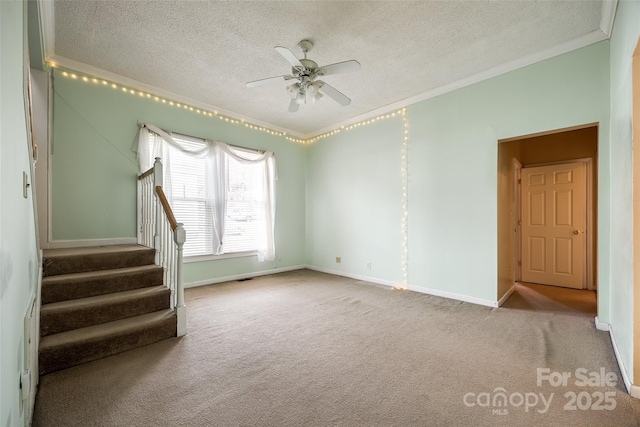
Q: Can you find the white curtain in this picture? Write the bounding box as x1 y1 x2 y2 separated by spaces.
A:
134 123 277 261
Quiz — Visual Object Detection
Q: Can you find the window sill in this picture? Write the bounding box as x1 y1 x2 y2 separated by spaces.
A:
184 251 258 263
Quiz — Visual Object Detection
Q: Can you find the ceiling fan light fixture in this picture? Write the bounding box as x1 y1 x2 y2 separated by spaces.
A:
310 92 323 104
286 83 300 99
306 82 319 96
295 91 305 105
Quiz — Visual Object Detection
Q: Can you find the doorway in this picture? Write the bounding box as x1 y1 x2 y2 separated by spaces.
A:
497 125 598 301
520 161 588 289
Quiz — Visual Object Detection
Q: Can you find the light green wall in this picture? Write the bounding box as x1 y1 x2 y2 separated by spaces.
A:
307 42 610 305
306 118 404 283
608 0 640 384
0 1 39 426
51 68 306 283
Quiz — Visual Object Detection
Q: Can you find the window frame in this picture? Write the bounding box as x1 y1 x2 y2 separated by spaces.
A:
153 130 266 260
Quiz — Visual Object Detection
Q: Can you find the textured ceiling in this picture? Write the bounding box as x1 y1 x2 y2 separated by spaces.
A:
52 1 603 136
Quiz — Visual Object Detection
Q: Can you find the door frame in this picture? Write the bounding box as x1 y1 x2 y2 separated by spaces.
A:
516 157 594 290
513 158 522 282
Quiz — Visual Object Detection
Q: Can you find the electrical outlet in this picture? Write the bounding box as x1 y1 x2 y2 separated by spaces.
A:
366 262 371 269
336 257 341 264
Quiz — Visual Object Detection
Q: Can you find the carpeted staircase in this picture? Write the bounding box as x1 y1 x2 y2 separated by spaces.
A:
39 245 177 375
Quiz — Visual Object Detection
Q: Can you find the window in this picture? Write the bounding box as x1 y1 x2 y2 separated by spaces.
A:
224 148 265 253
158 134 212 257
148 131 271 258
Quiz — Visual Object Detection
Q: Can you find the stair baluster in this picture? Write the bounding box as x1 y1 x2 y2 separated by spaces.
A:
137 157 186 336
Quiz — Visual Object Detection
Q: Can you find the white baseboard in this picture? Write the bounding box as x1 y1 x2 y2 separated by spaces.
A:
305 265 500 307
498 285 516 307
184 265 306 288
46 237 138 249
595 316 610 331
409 284 499 308
594 319 637 398
607 324 632 394
305 265 398 287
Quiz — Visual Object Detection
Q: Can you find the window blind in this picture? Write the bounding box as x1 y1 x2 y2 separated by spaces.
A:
149 133 265 257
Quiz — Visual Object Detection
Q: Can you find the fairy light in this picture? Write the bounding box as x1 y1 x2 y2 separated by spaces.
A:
400 108 409 288
54 65 409 146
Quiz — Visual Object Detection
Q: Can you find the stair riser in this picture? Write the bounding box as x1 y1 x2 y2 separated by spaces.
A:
44 250 155 276
39 316 177 375
41 290 171 336
42 268 164 304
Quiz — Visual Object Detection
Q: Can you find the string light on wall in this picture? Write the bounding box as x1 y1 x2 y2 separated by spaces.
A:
391 108 409 290
56 67 289 140
55 65 408 146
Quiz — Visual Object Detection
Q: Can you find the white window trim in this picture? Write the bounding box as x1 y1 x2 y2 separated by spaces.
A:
184 250 259 263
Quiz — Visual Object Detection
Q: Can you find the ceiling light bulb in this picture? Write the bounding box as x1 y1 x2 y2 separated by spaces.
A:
295 92 305 105
307 82 318 96
287 83 301 99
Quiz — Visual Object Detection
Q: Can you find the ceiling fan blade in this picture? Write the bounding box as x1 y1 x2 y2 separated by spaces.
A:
246 75 293 88
288 99 300 113
317 81 351 106
275 46 304 69
317 60 361 76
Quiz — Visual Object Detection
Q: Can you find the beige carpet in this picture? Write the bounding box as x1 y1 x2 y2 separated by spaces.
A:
33 270 640 426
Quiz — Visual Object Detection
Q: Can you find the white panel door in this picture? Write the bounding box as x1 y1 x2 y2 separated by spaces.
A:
521 162 586 289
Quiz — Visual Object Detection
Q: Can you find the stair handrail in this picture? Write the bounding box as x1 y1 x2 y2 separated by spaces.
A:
137 157 186 336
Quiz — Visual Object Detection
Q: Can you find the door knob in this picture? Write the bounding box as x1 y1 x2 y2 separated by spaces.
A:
573 230 582 235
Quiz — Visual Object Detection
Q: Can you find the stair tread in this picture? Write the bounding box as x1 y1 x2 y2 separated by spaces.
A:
42 264 161 283
41 286 170 313
40 309 175 349
43 244 152 258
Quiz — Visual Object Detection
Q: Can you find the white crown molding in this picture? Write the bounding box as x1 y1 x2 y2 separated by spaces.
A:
308 29 608 137
48 54 306 139
39 0 55 63
600 0 619 37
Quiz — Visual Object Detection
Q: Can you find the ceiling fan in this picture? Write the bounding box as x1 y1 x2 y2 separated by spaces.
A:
246 39 361 112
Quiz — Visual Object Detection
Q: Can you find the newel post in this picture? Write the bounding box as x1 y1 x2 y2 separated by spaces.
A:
174 222 186 336
153 157 163 265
